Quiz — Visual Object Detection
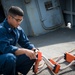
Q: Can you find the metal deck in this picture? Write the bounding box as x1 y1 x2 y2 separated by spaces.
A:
27 27 75 75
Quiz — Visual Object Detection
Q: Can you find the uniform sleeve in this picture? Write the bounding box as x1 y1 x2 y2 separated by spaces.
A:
0 28 18 54
18 28 35 50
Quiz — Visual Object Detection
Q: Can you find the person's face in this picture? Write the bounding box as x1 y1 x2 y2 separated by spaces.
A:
8 15 23 28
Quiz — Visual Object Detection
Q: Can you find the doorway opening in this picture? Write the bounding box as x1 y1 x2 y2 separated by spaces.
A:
0 1 5 23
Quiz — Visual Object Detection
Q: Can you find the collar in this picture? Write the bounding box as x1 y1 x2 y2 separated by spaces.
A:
3 19 15 33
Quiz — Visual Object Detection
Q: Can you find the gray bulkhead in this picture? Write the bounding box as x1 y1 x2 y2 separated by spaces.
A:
1 0 65 36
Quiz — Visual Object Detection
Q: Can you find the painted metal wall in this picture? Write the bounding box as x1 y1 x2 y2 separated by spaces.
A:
1 0 65 36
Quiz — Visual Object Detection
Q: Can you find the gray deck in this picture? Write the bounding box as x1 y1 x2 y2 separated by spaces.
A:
27 27 75 75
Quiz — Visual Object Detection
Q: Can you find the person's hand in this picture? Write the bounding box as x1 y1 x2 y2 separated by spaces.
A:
25 50 36 60
15 48 39 59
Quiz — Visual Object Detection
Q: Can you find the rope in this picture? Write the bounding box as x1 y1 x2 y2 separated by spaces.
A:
52 48 75 60
33 49 75 74
60 60 75 70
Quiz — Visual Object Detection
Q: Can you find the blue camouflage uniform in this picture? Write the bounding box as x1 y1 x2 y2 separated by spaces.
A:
0 19 35 75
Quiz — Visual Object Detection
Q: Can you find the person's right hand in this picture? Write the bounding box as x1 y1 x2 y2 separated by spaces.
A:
25 49 36 60
15 48 37 60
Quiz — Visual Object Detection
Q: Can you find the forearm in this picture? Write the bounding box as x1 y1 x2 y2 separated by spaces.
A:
15 48 36 59
15 48 27 55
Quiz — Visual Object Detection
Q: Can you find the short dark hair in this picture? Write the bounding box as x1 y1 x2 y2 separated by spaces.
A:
8 6 24 16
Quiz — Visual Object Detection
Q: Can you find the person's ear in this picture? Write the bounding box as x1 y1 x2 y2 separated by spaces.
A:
7 15 11 19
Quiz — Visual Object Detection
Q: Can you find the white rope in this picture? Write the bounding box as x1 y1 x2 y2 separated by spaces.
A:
33 49 75 74
56 56 64 62
42 55 55 70
60 60 75 70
